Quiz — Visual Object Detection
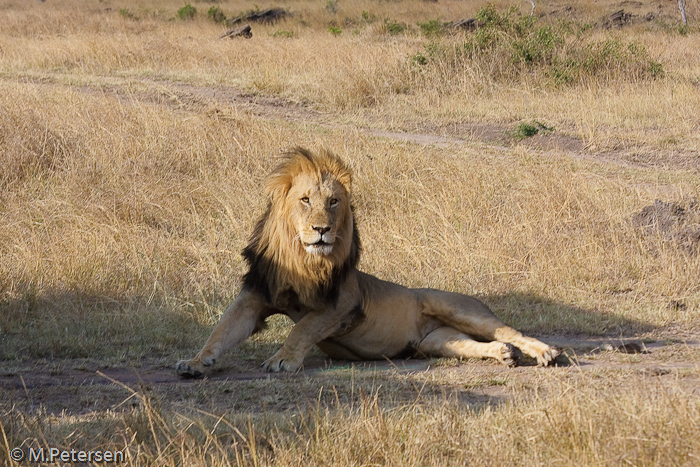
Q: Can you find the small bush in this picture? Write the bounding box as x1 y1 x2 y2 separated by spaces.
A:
385 19 407 35
410 5 664 88
207 6 226 23
328 26 342 36
176 4 196 21
418 19 445 37
511 121 554 139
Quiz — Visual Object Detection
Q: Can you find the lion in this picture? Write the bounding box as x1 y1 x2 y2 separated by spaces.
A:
176 147 559 377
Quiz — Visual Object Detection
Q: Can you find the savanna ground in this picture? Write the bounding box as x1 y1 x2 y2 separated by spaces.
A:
1 0 700 465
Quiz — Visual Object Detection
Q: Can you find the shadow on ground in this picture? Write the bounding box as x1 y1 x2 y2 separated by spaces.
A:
0 289 667 416
483 291 656 336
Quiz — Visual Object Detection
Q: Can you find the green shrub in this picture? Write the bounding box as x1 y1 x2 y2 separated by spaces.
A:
417 19 445 37
328 26 342 36
176 4 196 21
385 19 407 35
207 6 226 23
511 121 554 139
411 5 664 87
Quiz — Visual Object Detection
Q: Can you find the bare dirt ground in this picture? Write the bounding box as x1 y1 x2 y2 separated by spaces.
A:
2 337 700 415
3 75 699 416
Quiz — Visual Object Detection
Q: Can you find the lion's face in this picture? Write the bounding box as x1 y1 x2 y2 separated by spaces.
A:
287 173 349 256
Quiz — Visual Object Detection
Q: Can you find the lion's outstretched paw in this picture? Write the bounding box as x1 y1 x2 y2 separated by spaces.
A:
261 351 303 372
500 343 522 367
536 346 561 367
175 356 215 379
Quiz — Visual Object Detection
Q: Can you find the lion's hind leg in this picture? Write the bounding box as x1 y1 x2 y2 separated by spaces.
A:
418 289 560 366
418 327 521 366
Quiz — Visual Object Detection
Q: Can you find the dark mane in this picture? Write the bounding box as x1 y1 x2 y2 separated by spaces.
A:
242 206 361 307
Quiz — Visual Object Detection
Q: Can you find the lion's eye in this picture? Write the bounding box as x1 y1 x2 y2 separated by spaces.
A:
301 197 310 204
329 198 338 207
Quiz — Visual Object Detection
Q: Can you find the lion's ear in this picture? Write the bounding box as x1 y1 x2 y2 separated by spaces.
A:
263 172 293 201
334 168 352 194
319 148 352 193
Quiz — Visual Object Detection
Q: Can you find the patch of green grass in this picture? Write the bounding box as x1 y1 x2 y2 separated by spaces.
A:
207 6 226 24
410 51 428 66
118 8 138 20
176 3 196 21
417 19 445 37
511 121 554 139
271 30 294 39
328 26 342 36
385 19 407 35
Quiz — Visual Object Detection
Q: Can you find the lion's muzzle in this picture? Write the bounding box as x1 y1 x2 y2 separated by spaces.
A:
302 226 334 255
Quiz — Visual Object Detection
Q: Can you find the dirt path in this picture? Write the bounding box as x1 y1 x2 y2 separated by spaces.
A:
2 337 699 415
3 337 699 390
8 75 699 169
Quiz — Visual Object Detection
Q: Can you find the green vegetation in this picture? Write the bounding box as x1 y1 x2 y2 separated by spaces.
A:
272 30 294 39
511 121 554 139
385 19 407 35
207 6 226 24
412 5 664 87
176 3 196 21
118 8 138 20
417 18 445 37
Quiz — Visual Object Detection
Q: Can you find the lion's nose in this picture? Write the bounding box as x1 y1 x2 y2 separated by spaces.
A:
313 226 331 235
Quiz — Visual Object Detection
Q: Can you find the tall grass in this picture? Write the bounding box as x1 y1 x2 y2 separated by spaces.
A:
1 79 698 361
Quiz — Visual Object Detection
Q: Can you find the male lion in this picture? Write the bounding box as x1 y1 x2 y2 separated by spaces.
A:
176 147 559 377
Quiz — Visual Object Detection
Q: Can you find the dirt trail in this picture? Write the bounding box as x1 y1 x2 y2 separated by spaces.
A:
8 75 699 169
2 337 699 391
2 337 699 415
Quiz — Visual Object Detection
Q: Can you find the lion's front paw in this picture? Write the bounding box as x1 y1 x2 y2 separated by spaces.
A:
499 343 522 367
261 350 303 372
536 346 561 367
175 355 215 379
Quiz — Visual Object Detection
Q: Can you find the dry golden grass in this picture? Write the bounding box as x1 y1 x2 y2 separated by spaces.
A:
3 367 700 466
2 1 700 466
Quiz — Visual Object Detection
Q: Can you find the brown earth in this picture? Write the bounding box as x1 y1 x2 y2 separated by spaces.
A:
632 198 700 254
2 337 700 415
